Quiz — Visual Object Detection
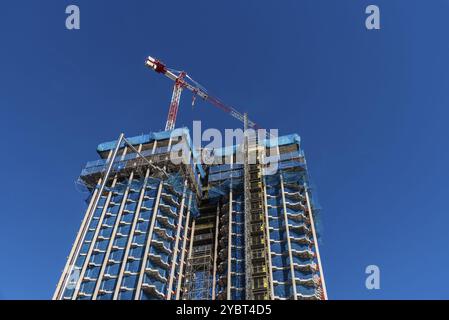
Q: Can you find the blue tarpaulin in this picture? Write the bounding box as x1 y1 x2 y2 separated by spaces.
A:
96 127 206 178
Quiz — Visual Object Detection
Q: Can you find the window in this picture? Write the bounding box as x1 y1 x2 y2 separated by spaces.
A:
85 230 95 241
121 212 134 224
114 236 127 248
111 194 123 204
79 281 96 294
122 275 138 289
80 242 90 254
139 209 152 220
109 205 120 214
145 189 157 198
126 260 141 273
90 218 100 229
110 249 124 262
98 197 107 207
75 255 86 269
105 263 120 276
118 289 135 300
133 233 146 245
91 252 105 265
125 202 137 212
99 226 113 238
85 266 100 279
101 278 117 291
128 192 140 202
97 293 113 300
103 215 116 226
118 224 131 235
129 246 143 259
95 240 108 251
136 220 149 232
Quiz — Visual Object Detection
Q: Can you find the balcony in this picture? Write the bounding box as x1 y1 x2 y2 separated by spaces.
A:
145 267 168 283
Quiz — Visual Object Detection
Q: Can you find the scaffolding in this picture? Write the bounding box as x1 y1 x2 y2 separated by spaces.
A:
243 114 270 300
197 129 326 300
183 244 214 300
182 201 217 300
55 128 327 301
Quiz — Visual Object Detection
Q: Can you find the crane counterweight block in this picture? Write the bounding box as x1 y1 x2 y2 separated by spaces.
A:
145 56 167 74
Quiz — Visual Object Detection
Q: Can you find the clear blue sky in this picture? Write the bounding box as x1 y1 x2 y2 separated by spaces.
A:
1 0 448 299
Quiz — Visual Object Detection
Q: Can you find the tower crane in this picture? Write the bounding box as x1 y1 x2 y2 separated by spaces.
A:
145 56 257 131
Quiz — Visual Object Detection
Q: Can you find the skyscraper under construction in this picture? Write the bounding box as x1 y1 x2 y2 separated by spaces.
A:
53 127 327 300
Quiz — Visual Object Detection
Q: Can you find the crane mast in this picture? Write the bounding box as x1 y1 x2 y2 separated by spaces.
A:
165 72 185 131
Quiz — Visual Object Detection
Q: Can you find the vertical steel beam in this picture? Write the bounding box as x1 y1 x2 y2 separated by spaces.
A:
71 133 125 299
182 219 196 299
92 143 141 299
53 173 103 299
175 205 191 300
133 180 164 299
280 174 298 300
187 220 196 259
304 186 328 300
243 113 252 300
91 171 133 299
152 139 158 154
167 182 189 299
112 168 151 299
262 184 275 299
73 188 116 300
227 190 233 300
211 203 220 300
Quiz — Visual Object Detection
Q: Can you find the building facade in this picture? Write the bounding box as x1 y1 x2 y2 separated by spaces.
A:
53 127 327 300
